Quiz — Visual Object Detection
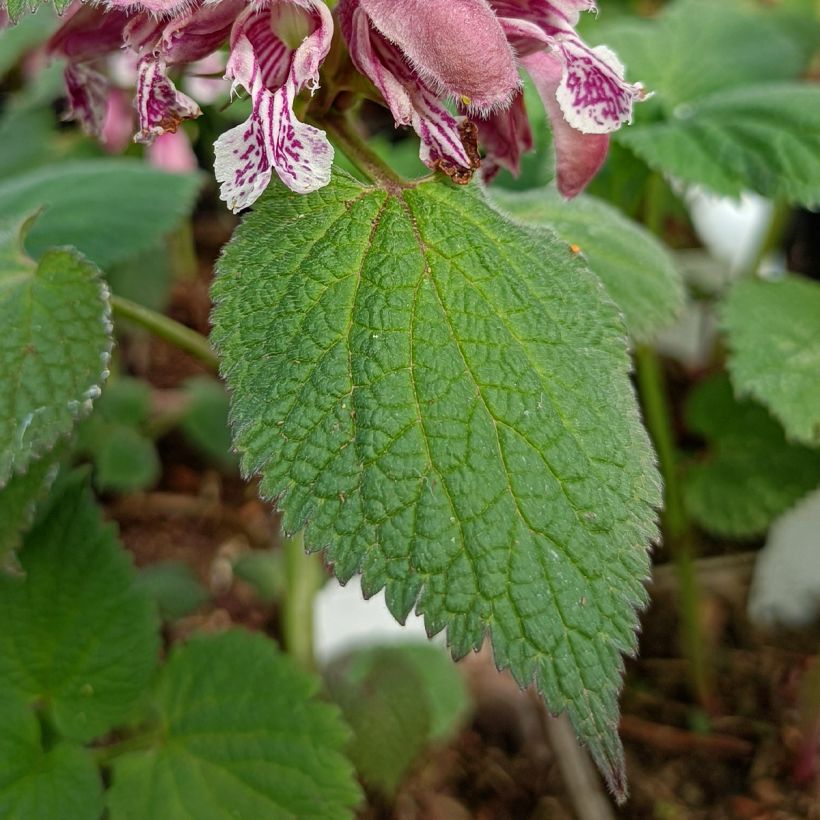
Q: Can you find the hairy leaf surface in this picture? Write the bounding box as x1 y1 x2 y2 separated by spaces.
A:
684 376 820 538
212 173 661 794
0 476 159 742
0 450 57 558
617 84 820 205
0 688 102 820
0 216 112 485
722 275 820 446
107 631 360 820
493 188 683 342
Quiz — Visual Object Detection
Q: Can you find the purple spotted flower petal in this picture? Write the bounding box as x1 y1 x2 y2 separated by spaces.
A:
340 0 511 182
474 91 533 181
64 62 110 136
524 50 608 197
214 0 334 211
134 56 201 143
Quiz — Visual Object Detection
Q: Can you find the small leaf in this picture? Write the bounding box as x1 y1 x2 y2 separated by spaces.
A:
0 475 160 742
493 188 683 342
0 160 202 268
0 687 103 820
95 377 152 428
93 424 161 494
135 561 209 621
0 450 58 558
326 643 471 794
212 172 661 796
0 215 112 486
180 376 237 470
616 84 820 206
683 376 820 539
722 275 820 446
106 630 361 820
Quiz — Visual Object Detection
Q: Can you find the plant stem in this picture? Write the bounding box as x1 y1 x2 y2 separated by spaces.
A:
93 731 159 765
111 295 218 371
321 113 406 190
282 530 324 673
635 346 713 709
742 196 790 279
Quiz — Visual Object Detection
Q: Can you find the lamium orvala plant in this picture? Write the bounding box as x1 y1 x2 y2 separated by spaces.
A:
2 0 820 816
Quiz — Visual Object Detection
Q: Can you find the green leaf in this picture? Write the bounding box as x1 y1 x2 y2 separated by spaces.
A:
107 630 360 820
722 275 820 447
180 376 237 470
326 643 470 794
0 215 112 486
599 0 805 111
0 1 62 34
93 424 161 494
135 561 209 621
0 451 58 558
0 7 57 78
95 377 152 427
493 188 683 342
232 550 284 602
683 376 820 539
616 84 820 205
0 160 202 268
0 687 103 820
212 172 661 795
0 476 159 742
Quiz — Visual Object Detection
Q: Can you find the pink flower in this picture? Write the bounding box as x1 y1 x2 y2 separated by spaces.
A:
486 0 645 196
213 0 335 211
337 0 520 182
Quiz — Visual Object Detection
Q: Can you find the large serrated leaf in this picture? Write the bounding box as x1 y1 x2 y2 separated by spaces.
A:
0 160 202 268
0 687 102 820
106 630 361 820
616 84 820 205
492 188 683 342
212 172 661 796
0 475 159 742
683 376 820 539
0 216 112 486
722 275 820 447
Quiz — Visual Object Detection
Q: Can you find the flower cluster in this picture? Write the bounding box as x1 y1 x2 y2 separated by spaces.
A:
48 0 644 210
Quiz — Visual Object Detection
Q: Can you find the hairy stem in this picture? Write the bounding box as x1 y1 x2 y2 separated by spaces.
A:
282 530 324 673
111 295 218 371
321 113 406 190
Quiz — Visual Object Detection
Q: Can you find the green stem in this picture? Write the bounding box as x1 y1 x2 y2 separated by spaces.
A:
92 731 159 766
635 346 712 709
282 530 324 673
742 197 790 279
321 113 406 190
111 295 218 372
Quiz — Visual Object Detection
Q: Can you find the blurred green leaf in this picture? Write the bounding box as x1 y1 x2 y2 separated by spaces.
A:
95 377 152 428
493 188 683 342
0 215 112 485
232 550 284 602
0 7 56 74
0 160 202 268
722 275 820 447
105 244 173 313
93 425 160 494
0 452 57 558
0 687 102 820
683 376 820 538
617 84 820 205
0 475 159 742
135 561 209 621
3 0 71 24
600 0 805 111
180 376 237 470
107 631 360 820
326 643 471 794
0 106 56 180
